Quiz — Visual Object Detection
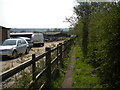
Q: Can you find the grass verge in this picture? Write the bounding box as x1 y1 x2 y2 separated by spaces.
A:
73 45 102 88
51 45 74 88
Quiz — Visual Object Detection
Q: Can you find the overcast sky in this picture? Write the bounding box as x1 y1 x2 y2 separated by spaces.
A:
0 0 118 28
0 0 75 28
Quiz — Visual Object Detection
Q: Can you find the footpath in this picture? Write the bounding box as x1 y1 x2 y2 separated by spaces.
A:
62 45 76 88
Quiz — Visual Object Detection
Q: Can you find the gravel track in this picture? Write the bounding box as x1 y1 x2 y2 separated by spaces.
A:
0 41 64 73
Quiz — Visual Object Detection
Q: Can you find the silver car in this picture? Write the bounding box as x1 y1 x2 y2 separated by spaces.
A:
0 38 30 58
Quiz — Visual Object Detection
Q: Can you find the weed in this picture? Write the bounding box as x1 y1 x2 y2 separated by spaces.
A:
51 45 74 88
51 44 56 48
3 66 10 72
14 70 32 88
73 45 102 88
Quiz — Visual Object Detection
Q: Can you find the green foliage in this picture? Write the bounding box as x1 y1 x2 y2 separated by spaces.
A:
74 20 83 45
15 71 32 88
73 45 101 88
74 1 120 88
74 2 93 57
87 4 120 88
74 3 91 18
51 45 74 88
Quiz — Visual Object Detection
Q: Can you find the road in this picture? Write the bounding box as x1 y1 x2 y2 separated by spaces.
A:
0 41 64 73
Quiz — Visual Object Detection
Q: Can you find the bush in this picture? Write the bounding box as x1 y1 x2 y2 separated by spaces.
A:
74 2 120 88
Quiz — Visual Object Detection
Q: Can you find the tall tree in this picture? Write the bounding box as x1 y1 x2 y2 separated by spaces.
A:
74 2 91 57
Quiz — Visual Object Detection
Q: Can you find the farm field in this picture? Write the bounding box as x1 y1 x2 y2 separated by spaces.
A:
0 40 64 73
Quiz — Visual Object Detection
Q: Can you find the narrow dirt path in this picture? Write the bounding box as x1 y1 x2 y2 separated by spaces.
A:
62 45 76 88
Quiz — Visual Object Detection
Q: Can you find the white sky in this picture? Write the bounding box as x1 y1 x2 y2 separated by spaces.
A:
0 0 75 28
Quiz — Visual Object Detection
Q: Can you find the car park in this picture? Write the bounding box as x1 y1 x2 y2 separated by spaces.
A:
0 38 30 58
10 32 44 46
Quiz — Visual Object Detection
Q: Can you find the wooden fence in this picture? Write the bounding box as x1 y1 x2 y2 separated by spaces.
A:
0 37 76 89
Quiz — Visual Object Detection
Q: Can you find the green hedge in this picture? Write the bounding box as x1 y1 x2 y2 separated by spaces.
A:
74 2 120 88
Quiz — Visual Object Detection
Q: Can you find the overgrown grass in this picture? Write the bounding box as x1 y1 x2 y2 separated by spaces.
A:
73 45 102 88
51 45 74 88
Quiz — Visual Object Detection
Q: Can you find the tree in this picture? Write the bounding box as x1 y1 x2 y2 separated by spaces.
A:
74 2 91 57
73 1 120 88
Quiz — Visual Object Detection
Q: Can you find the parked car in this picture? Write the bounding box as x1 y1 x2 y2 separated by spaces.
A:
44 37 50 42
18 37 33 48
10 32 44 46
0 38 30 58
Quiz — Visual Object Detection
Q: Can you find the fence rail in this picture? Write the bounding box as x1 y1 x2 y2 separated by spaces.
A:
0 36 76 89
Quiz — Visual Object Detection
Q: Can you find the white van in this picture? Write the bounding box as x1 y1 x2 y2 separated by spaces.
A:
10 32 44 46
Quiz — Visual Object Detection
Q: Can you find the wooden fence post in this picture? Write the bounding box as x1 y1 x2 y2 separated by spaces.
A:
45 47 51 88
59 43 64 68
65 41 68 54
69 39 71 51
56 45 60 75
32 54 36 89
63 41 67 58
57 45 59 67
67 40 70 53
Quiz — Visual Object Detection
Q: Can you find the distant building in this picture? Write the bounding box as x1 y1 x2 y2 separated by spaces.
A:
0 26 11 44
43 31 70 41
